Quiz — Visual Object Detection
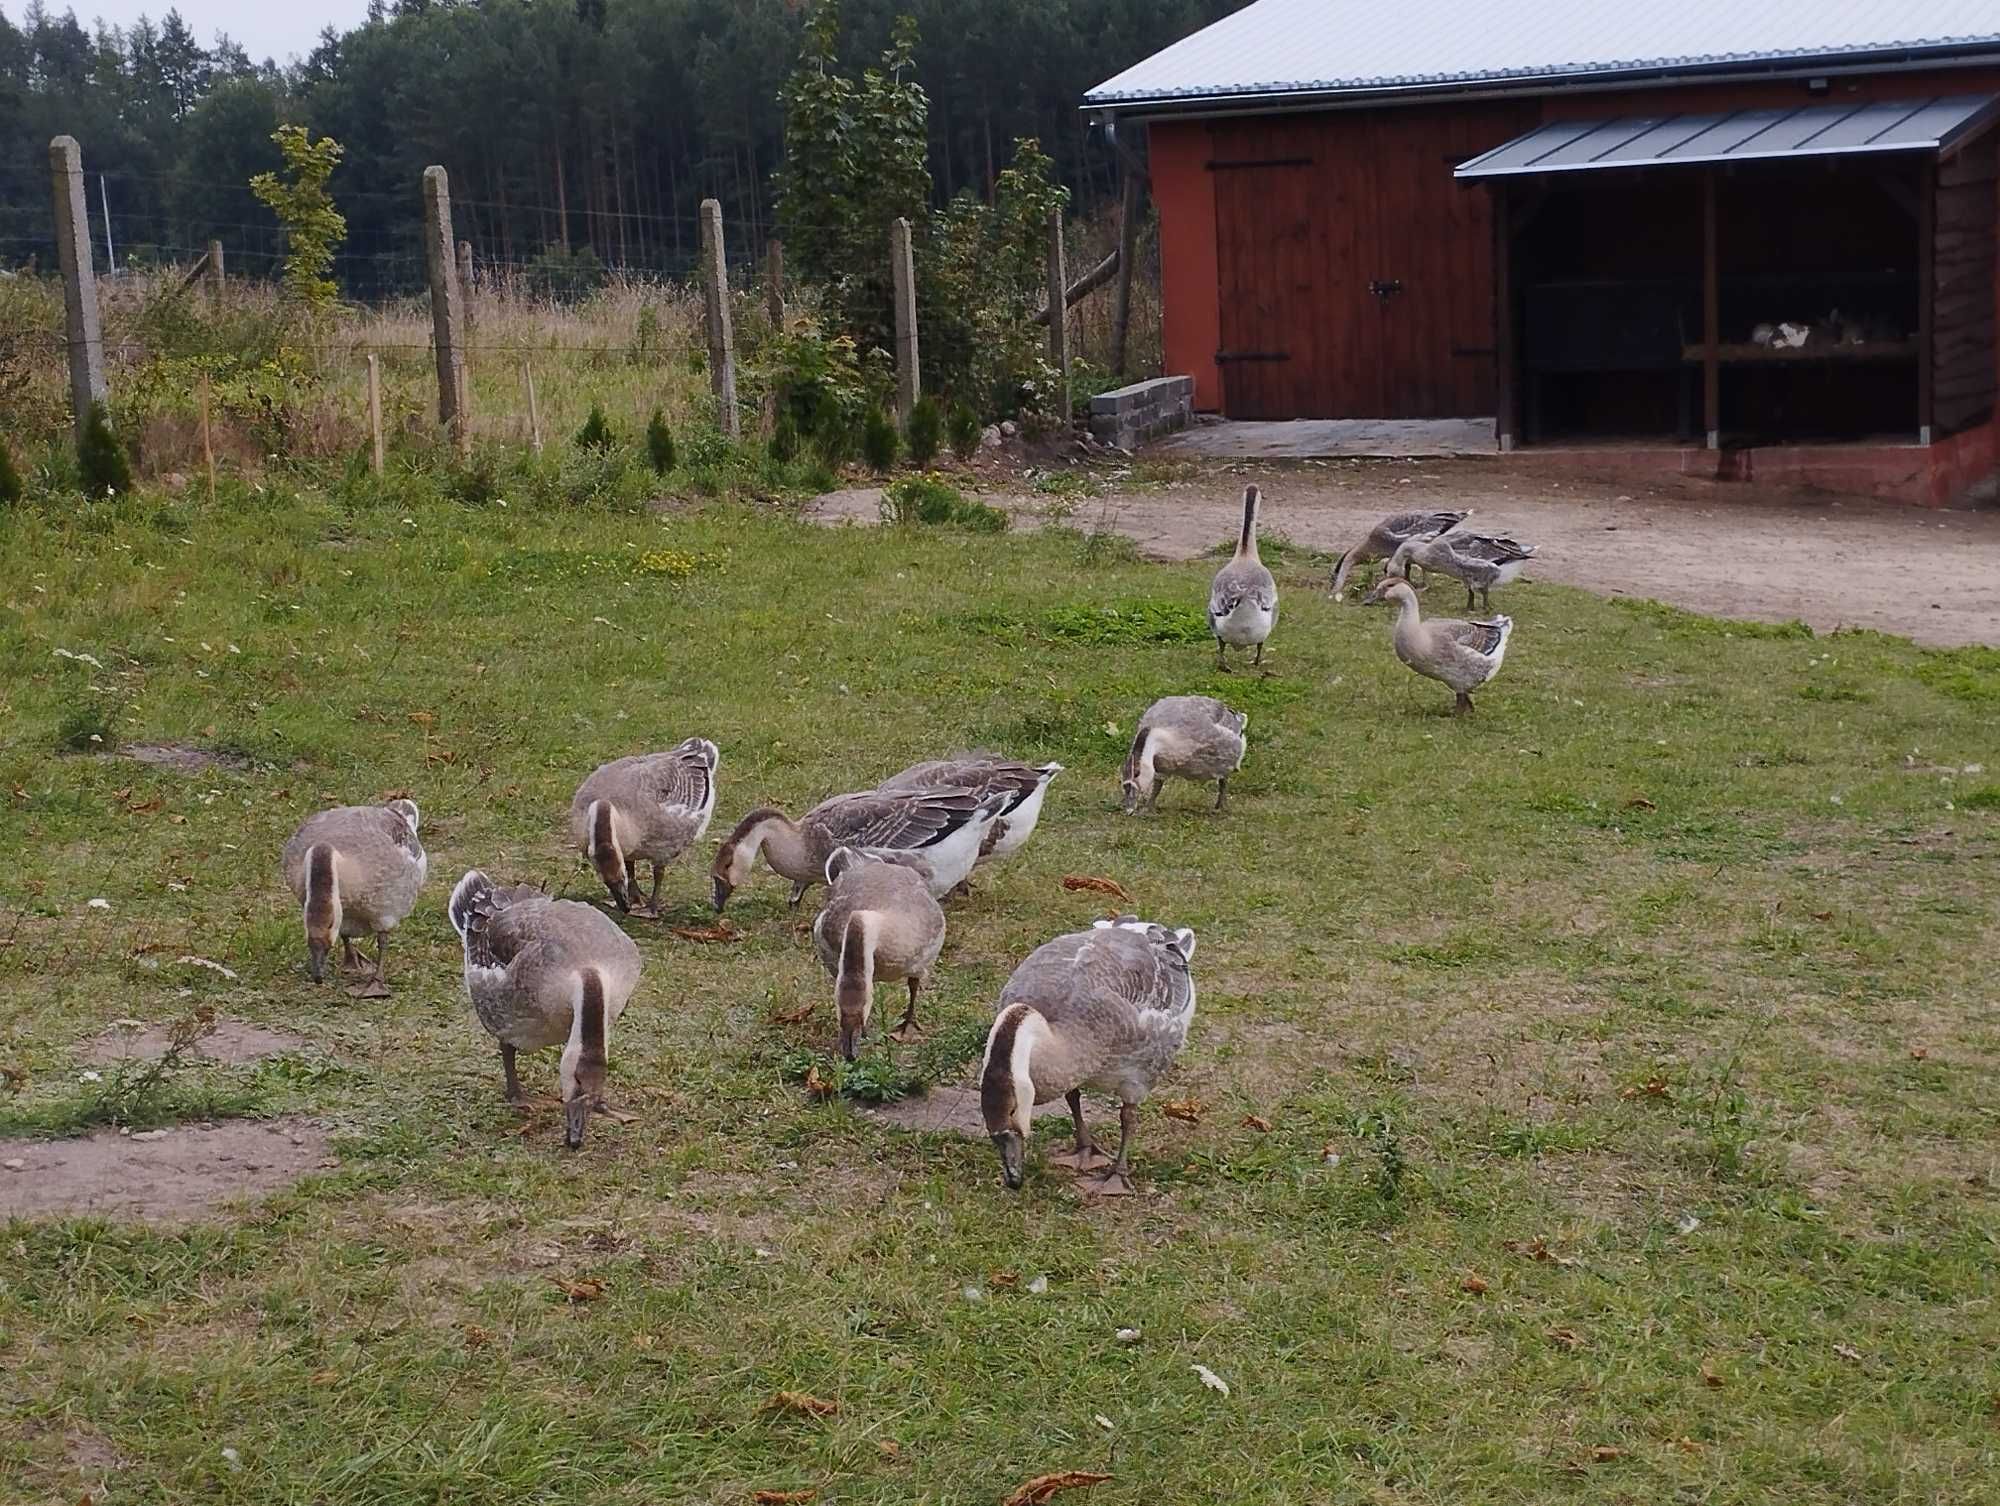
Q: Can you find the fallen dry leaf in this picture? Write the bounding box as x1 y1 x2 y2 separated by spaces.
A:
877 1441 901 1461
1700 1360 1725 1388
1811 909 1833 921
1833 1343 1863 1362
1000 1471 1113 1506
1621 1077 1672 1101
990 1270 1019 1288
771 1001 817 1025
127 797 164 815
1240 1114 1273 1133
1060 874 1131 901
766 1391 840 1419
1547 1327 1583 1351
1505 1237 1552 1261
1624 796 1657 811
1159 1098 1204 1123
671 921 741 943
803 1066 834 1101
1590 1446 1622 1464
549 1277 606 1303
462 1324 494 1349
308 1368 339 1387
752 1492 817 1504
1910 1046 1929 1061
1460 1274 1490 1295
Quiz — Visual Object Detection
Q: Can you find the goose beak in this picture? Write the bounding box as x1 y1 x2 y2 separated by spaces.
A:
839 1023 859 1062
564 1097 590 1150
991 1130 1025 1190
710 876 732 913
306 940 329 984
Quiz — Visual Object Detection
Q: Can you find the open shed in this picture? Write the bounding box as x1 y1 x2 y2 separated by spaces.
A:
1087 1 2000 503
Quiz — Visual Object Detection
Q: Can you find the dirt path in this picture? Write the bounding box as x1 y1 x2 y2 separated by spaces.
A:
813 462 2000 647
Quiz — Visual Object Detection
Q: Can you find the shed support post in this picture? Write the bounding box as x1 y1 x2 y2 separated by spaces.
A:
423 165 471 456
1494 183 1515 453
1916 160 1934 446
49 135 107 445
890 216 919 423
699 198 738 439
1702 170 1720 451
1111 168 1143 379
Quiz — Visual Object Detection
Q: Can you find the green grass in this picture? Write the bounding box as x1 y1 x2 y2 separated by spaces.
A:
2 476 1998 1503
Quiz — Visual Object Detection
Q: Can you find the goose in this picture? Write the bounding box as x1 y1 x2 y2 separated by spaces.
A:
448 870 642 1149
1329 509 1471 598
1207 484 1278 670
280 798 427 997
878 755 1063 883
1121 695 1248 813
710 785 1010 912
1388 529 1536 612
811 847 947 1058
980 916 1198 1196
570 737 720 917
1362 575 1513 714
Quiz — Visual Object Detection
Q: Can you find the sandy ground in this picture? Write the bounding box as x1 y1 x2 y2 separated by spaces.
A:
815 461 2000 646
0 1119 332 1223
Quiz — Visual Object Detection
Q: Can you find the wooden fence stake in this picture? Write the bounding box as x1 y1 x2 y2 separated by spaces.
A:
1111 170 1142 378
890 216 920 423
1046 207 1071 421
199 373 215 503
524 362 543 454
765 238 784 326
699 198 738 439
422 165 471 456
457 240 476 335
208 238 225 307
48 135 107 445
366 354 384 475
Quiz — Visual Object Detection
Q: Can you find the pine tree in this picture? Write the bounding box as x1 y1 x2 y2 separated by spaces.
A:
646 408 676 473
905 395 943 467
78 402 133 497
862 406 899 473
575 404 615 450
947 400 981 460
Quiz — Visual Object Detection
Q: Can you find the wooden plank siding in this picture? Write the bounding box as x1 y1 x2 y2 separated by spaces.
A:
1933 133 1999 437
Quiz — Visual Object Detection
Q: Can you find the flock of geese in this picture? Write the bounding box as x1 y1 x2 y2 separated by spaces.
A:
277 485 1538 1192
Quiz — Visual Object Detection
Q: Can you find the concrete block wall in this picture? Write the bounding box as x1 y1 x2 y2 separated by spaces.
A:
1090 375 1193 450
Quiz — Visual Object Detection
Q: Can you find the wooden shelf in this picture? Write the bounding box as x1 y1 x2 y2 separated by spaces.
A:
1680 340 1918 364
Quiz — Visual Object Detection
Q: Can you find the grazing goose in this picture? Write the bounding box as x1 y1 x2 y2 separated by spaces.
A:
878 755 1063 883
570 737 720 917
280 799 427 996
1388 529 1536 612
1330 509 1471 597
1208 484 1278 670
710 786 1009 912
448 870 642 1149
811 847 947 1058
980 916 1198 1196
1363 575 1513 714
1121 695 1248 813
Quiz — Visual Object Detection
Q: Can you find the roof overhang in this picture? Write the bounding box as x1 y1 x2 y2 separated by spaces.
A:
1454 93 2000 180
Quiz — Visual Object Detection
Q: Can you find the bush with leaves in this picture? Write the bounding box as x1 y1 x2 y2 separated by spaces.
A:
947 400 982 460
0 433 21 504
770 411 800 463
249 126 347 315
646 409 677 473
905 395 943 467
880 472 1007 532
575 404 616 451
79 402 133 497
862 406 899 473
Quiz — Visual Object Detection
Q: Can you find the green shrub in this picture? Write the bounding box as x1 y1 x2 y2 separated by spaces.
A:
646 408 677 473
905 395 944 467
0 433 21 504
947 400 981 460
862 406 900 474
770 411 800 463
574 404 616 451
79 401 133 497
880 472 1007 532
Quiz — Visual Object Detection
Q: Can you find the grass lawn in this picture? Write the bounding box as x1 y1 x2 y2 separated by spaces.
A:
2 474 1997 1503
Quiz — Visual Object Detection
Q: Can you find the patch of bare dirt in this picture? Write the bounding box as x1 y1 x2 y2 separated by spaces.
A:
0 1118 332 1224
115 741 252 774
84 1016 306 1066
862 1078 1066 1138
809 459 2000 647
65 1431 125 1477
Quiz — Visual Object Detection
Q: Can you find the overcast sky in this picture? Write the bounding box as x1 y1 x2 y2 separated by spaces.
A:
9 0 373 67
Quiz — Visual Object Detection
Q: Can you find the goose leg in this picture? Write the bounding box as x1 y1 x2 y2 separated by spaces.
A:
888 976 927 1042
347 934 392 998
787 880 808 908
594 1098 639 1125
1252 643 1264 667
1084 1102 1140 1196
1214 776 1229 812
1481 584 1493 613
1455 691 1474 716
1464 584 1477 611
340 938 367 975
1047 1088 1113 1172
501 1042 527 1104
628 861 663 920
1214 640 1231 673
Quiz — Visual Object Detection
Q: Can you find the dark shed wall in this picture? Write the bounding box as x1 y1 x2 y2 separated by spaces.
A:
1935 132 1998 436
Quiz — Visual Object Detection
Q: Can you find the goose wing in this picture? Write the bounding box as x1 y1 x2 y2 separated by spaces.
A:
636 738 719 828
809 788 986 853
1209 559 1277 617
881 757 1041 813
1452 532 1535 565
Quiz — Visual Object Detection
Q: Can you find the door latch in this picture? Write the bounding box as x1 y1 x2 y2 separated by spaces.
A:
1368 279 1404 298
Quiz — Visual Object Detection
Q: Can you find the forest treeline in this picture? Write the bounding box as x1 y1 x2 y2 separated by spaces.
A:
0 0 1239 294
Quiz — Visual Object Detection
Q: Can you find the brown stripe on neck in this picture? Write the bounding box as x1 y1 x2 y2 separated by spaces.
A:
303 844 337 935
1238 485 1260 555
980 1003 1033 1131
590 799 616 859
577 969 608 1070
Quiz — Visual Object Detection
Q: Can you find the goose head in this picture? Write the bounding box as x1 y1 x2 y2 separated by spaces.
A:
980 1003 1046 1190
1363 576 1418 610
583 799 637 911
1119 734 1156 815
708 806 782 912
386 797 421 833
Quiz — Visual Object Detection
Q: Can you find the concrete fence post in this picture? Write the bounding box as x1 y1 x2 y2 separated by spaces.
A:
699 199 738 439
208 238 226 307
422 166 470 455
890 217 919 423
48 135 107 444
1046 206 1071 422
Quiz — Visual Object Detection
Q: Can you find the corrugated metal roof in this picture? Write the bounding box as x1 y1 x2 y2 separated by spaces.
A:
1085 0 2000 108
1456 93 2000 177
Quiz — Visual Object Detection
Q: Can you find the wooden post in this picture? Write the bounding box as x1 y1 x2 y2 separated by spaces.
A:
366 354 384 476
1494 184 1515 453
890 217 920 423
1110 169 1143 378
1702 171 1720 451
765 238 784 326
48 135 107 444
199 373 215 503
1916 160 1934 446
524 362 543 454
699 198 738 439
1046 206 1071 420
207 239 224 307
457 240 476 336
423 166 470 456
